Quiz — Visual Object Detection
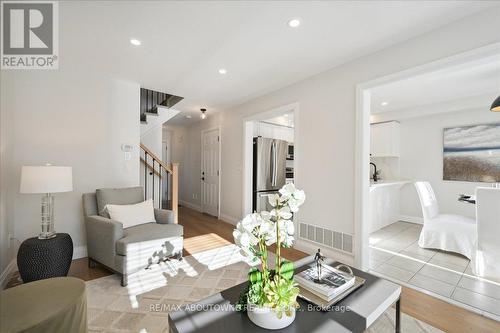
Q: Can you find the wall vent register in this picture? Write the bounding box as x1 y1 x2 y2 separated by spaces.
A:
299 222 353 254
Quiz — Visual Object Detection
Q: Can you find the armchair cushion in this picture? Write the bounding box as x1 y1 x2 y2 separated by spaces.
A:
106 199 156 228
154 209 175 224
96 187 143 218
115 223 183 256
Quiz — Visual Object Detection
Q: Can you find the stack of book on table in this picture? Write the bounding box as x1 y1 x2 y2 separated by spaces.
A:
295 264 356 302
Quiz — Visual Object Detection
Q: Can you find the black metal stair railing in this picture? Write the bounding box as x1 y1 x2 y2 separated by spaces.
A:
139 143 178 222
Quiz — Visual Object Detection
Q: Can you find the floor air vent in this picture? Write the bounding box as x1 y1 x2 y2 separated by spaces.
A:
299 222 353 254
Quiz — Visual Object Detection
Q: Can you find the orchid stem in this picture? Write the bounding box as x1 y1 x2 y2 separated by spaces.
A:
276 216 281 278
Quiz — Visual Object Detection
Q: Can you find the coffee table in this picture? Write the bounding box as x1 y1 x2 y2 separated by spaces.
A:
169 256 401 333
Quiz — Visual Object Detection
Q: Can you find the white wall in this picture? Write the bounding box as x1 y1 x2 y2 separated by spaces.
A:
398 108 500 220
178 9 500 263
0 70 140 261
0 80 14 280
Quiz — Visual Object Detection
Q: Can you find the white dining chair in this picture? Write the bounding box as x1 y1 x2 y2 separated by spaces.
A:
414 181 476 259
472 187 500 281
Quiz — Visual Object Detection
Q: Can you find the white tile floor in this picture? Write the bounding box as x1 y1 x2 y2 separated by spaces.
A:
369 221 500 321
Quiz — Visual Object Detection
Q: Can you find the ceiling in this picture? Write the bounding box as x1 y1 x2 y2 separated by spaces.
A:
370 55 500 117
60 1 499 126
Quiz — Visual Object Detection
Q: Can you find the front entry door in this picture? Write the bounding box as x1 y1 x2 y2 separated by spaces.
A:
201 128 220 217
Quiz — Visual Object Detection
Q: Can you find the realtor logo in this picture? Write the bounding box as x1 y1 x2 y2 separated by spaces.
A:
1 1 58 69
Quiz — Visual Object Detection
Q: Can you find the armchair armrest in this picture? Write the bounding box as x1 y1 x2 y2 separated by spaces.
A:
154 209 175 224
85 215 124 269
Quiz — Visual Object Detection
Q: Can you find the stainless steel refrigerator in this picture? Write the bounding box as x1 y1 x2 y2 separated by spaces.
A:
253 137 288 212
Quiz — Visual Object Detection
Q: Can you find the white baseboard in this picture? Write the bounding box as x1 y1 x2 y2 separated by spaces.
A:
220 214 239 225
399 215 423 225
179 200 202 212
73 246 87 259
0 259 17 290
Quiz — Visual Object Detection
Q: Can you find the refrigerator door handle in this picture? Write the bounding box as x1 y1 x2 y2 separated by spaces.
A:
273 142 278 186
270 141 277 186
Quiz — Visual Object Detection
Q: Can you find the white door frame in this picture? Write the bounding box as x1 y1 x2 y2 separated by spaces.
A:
201 127 221 218
354 43 500 270
242 103 300 216
162 130 173 201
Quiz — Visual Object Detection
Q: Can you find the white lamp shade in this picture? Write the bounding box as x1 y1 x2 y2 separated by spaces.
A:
20 166 73 194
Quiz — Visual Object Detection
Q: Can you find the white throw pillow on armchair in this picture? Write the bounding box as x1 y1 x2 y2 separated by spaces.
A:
106 199 156 228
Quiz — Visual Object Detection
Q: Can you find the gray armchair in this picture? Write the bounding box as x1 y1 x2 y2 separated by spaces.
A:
82 186 183 286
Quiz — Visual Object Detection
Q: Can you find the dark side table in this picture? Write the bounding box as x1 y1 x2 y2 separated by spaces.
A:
17 233 73 283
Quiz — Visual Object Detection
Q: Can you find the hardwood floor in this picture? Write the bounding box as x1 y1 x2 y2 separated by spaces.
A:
6 205 500 332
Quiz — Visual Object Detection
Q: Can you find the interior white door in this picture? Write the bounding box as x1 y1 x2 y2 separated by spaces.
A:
201 129 220 217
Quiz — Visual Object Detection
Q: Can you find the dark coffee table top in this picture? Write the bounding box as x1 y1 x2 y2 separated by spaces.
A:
169 256 401 333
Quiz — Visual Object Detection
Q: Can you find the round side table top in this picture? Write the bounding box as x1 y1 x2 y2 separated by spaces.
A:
0 277 87 333
21 233 71 245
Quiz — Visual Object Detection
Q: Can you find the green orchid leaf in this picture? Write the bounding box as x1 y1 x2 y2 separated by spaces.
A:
248 268 263 284
279 260 294 280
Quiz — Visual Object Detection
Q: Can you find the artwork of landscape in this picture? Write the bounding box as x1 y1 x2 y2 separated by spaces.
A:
443 123 500 182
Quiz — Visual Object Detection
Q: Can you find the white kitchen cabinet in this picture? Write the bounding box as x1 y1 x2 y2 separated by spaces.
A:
370 121 400 157
369 182 408 232
256 122 294 142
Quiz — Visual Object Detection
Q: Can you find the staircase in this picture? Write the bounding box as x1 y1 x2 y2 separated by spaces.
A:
139 88 183 222
140 143 179 222
140 88 183 124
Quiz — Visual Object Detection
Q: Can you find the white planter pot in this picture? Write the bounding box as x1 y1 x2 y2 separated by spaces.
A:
247 303 296 330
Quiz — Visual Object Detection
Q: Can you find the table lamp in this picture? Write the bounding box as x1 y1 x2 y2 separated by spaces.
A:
20 165 73 239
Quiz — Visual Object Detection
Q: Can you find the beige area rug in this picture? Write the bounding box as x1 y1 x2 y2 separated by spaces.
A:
86 244 443 333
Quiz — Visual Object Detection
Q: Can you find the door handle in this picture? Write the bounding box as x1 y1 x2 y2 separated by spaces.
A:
270 141 276 186
271 141 278 187
273 143 278 186
201 177 205 181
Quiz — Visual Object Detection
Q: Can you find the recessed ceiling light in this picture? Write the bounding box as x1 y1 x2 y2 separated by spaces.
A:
287 19 301 28
218 68 227 75
185 115 192 119
130 39 141 46
381 102 389 106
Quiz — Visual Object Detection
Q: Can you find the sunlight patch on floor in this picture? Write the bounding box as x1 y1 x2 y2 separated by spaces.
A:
122 244 253 308
183 233 232 254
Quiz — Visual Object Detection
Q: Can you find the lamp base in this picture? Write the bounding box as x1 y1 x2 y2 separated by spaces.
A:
40 193 56 240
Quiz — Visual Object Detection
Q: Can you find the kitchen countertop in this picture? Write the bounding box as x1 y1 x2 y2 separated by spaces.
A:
369 180 412 188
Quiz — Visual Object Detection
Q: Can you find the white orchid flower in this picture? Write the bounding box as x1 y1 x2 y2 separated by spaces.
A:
265 230 277 246
288 192 305 212
279 207 293 220
282 235 294 247
269 207 293 220
260 210 272 222
278 183 297 197
278 183 305 212
257 219 273 237
285 220 295 235
276 219 294 235
233 184 305 272
241 213 262 233
267 193 280 207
